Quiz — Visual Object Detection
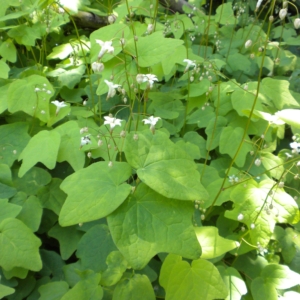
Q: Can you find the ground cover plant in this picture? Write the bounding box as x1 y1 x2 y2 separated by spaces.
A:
0 0 300 299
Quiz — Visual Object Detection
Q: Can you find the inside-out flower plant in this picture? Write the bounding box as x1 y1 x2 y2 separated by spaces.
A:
1 0 300 299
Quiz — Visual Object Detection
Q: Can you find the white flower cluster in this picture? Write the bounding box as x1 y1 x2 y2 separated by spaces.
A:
136 74 158 89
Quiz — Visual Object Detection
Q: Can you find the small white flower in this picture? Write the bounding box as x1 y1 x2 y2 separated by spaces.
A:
255 158 261 166
245 40 252 49
256 0 263 10
80 127 88 134
136 74 158 89
83 100 87 106
104 80 121 100
80 135 91 148
278 181 284 188
108 15 115 24
142 116 161 133
147 23 154 34
183 59 196 73
51 100 67 115
95 40 114 59
237 213 244 221
91 62 104 72
290 142 300 153
250 223 255 229
34 87 41 92
279 8 287 20
294 18 300 29
104 116 122 131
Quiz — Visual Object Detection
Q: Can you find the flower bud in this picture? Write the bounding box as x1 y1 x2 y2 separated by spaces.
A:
147 24 154 34
255 158 261 166
245 39 252 48
108 15 116 24
294 18 300 29
269 15 274 23
91 62 104 73
279 8 287 20
282 1 288 9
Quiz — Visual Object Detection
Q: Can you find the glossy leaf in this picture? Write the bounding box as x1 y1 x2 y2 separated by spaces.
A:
0 122 30 167
218 266 247 300
225 179 298 247
160 254 228 300
0 218 42 271
18 130 61 177
59 162 132 226
195 226 239 259
7 75 54 122
48 224 84 260
76 224 118 273
113 274 155 300
107 183 201 269
124 32 183 67
124 131 208 201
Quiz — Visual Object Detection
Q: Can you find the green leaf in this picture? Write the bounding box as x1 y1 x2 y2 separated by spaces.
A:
38 178 67 215
0 39 17 62
251 277 277 300
12 195 43 232
260 78 299 109
219 127 253 167
195 226 239 259
53 121 85 171
107 183 201 269
0 218 42 271
7 75 54 122
61 272 103 300
48 65 86 89
124 131 208 201
113 274 155 300
100 251 128 287
0 284 15 298
226 54 252 74
218 266 247 300
18 130 61 177
76 224 118 273
2 266 28 279
0 199 21 223
225 179 298 247
124 32 183 67
48 224 84 260
38 281 69 300
261 264 300 289
231 90 263 117
8 24 41 46
0 182 16 198
205 116 227 150
12 167 51 195
160 254 228 300
40 249 65 280
0 60 10 79
275 109 300 129
0 122 30 167
59 162 132 226
215 3 235 24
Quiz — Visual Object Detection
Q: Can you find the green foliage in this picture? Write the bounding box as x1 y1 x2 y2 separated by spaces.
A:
1 0 300 299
